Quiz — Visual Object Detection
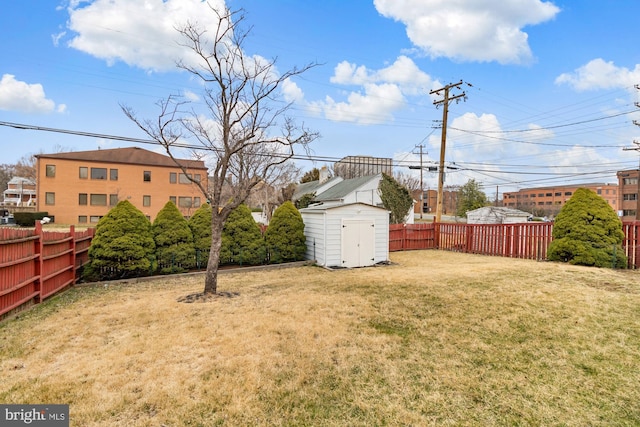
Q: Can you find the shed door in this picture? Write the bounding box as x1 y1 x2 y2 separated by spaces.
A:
341 219 375 267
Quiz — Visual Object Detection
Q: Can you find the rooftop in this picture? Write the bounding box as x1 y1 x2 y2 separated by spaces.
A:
36 147 207 170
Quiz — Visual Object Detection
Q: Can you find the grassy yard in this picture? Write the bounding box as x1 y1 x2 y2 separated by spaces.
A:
1 251 639 426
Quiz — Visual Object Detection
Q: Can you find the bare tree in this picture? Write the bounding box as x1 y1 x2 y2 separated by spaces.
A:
123 6 318 295
394 171 421 193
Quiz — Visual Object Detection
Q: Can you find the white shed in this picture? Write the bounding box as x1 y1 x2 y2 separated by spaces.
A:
300 202 389 268
466 206 531 224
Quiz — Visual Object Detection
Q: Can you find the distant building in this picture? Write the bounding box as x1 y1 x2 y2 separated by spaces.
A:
334 156 393 179
502 183 618 218
617 169 640 220
2 177 36 207
411 188 459 216
36 147 207 224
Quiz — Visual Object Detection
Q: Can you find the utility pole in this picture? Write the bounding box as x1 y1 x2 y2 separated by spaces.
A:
415 144 425 219
430 80 466 223
624 140 640 220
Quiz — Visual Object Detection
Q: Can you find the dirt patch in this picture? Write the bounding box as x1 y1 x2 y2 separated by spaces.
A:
176 291 240 303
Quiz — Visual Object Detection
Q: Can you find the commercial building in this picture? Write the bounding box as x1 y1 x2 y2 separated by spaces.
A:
502 183 618 218
36 147 208 224
334 156 393 179
617 169 640 220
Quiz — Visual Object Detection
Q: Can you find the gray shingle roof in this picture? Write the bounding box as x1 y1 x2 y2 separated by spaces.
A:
313 174 379 202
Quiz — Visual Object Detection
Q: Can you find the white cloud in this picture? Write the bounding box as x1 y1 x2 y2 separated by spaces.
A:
373 0 560 64
312 56 435 124
282 78 305 104
183 90 200 102
0 74 66 114
315 83 405 125
555 58 640 92
65 0 227 71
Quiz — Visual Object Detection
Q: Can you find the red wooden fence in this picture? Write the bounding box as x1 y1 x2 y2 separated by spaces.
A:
390 221 640 269
0 223 95 318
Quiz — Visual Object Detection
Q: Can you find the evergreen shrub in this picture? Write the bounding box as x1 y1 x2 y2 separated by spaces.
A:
265 201 306 263
84 200 156 281
188 203 212 268
548 188 626 268
153 201 196 274
220 204 266 265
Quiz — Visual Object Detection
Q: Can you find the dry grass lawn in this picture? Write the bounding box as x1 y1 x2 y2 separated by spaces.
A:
1 251 639 426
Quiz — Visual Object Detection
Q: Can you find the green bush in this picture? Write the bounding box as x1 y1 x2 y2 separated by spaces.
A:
548 188 626 268
84 200 156 281
14 212 49 226
153 202 196 274
220 204 266 265
188 203 212 268
265 201 306 263
379 173 412 224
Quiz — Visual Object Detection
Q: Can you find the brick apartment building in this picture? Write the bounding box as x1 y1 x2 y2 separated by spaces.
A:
617 169 640 220
412 188 459 216
36 147 208 224
502 183 618 218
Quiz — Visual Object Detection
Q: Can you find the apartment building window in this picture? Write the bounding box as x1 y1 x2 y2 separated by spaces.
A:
597 189 602 195
555 192 561 196
90 216 102 223
143 195 151 207
623 194 638 201
110 169 118 181
178 196 192 208
623 210 637 217
78 216 87 223
530 194 536 198
91 168 107 180
194 174 201 183
46 165 56 177
79 167 88 179
45 192 55 205
194 197 201 208
170 173 177 184
110 194 118 206
90 194 107 206
565 192 572 196
538 193 544 197
169 196 177 204
623 177 638 185
545 193 552 197
143 171 151 182
179 173 191 184
79 193 88 205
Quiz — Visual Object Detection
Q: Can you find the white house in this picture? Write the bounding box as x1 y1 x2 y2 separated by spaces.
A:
300 202 389 268
466 206 531 224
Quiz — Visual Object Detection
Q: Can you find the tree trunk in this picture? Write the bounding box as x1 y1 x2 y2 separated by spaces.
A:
203 216 224 295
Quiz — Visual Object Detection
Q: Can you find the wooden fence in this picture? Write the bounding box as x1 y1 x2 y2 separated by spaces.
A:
390 221 640 269
0 223 95 318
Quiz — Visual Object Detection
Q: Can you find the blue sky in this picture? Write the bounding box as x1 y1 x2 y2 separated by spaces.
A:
1 0 640 196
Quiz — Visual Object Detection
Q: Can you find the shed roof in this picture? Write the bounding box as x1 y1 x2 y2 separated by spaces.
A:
301 201 389 213
36 147 207 170
467 206 530 217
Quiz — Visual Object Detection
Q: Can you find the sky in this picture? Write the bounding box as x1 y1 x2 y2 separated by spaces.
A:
1 0 640 197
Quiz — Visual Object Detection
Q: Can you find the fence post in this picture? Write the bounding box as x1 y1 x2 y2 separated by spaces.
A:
34 221 43 304
70 225 77 285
